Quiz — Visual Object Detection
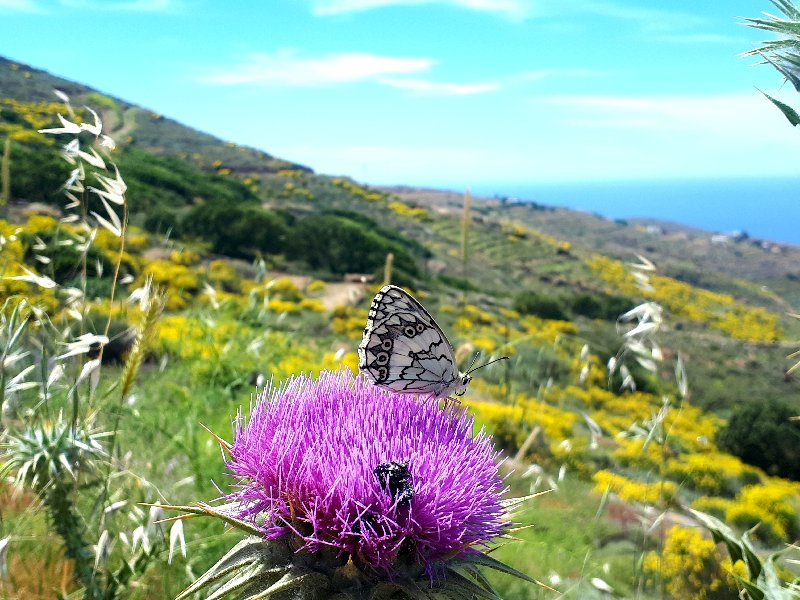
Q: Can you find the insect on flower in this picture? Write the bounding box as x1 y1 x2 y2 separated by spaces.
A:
358 285 508 399
374 460 414 507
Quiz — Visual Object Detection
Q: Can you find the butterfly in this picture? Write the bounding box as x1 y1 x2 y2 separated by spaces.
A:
358 285 507 399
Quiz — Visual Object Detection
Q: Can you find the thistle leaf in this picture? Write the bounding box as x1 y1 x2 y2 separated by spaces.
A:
155 503 265 536
450 551 536 585
202 563 266 600
688 509 763 581
175 537 290 600
759 89 800 126
443 567 500 599
760 555 794 600
239 568 329 599
372 580 430 600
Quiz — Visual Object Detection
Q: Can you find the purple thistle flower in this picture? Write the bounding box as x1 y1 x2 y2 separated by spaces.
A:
225 370 509 574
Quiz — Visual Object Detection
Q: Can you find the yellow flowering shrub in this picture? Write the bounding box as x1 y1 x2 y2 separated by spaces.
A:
471 336 497 353
331 178 389 203
587 399 658 436
663 405 721 453
0 221 25 261
612 438 665 471
666 453 761 494
0 98 72 140
299 298 325 312
207 259 240 290
549 436 596 477
274 347 317 380
501 222 531 240
169 249 201 266
692 496 735 520
588 255 782 342
569 354 606 387
453 316 474 331
265 296 323 314
267 299 301 314
94 227 148 254
462 304 496 325
643 526 740 599
306 279 326 294
520 315 577 343
557 384 719 451
331 305 367 339
273 352 357 382
467 397 577 449
139 260 199 310
725 480 800 544
0 273 59 315
267 277 303 301
592 470 676 505
498 307 520 320
24 214 60 234
320 351 359 374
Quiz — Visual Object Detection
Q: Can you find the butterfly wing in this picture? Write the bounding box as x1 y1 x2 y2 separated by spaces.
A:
358 285 461 397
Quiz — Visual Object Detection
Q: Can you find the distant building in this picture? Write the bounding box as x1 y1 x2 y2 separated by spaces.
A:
710 234 729 245
344 273 375 283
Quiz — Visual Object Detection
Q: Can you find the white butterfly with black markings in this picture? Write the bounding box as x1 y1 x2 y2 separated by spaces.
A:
358 285 508 399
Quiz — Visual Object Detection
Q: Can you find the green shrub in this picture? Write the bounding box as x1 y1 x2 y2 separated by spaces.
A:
718 399 800 481
289 214 420 278
20 227 114 284
512 291 567 320
570 293 632 320
181 203 288 259
322 209 431 259
116 149 259 213
142 204 181 235
438 274 479 292
7 142 70 204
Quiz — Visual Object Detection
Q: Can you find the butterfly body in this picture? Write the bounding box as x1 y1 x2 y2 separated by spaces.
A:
358 285 472 398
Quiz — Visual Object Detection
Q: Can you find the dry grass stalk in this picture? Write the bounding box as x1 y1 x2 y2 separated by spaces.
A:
1 137 9 209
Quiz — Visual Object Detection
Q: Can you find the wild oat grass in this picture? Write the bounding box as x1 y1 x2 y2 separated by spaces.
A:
0 93 175 599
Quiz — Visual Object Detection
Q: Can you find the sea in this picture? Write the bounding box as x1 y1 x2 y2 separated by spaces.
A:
472 177 800 246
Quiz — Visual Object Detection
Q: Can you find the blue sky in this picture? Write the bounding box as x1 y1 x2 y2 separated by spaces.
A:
1 0 799 189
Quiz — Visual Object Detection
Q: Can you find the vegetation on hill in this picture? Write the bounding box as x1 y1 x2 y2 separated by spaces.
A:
0 56 799 599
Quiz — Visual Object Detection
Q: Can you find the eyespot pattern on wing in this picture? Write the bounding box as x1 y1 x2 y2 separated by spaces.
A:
358 285 460 397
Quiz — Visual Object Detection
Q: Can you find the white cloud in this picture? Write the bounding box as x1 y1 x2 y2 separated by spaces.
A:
200 50 434 87
379 77 500 95
59 0 172 10
283 92 800 184
655 33 744 44
574 0 705 31
275 142 488 183
518 91 800 180
0 0 42 11
537 93 784 137
511 68 610 83
311 0 528 18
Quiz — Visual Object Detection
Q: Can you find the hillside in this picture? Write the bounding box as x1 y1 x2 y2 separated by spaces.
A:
387 186 800 307
1 56 799 599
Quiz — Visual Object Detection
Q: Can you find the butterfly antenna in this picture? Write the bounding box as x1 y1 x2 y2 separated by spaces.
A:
466 355 510 375
466 351 481 372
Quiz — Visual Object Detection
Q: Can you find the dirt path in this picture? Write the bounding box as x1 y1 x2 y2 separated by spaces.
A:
264 272 368 310
318 282 368 310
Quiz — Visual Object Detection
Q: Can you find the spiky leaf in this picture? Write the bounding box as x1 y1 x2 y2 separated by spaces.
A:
761 90 800 126
450 551 536 585
176 537 291 600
